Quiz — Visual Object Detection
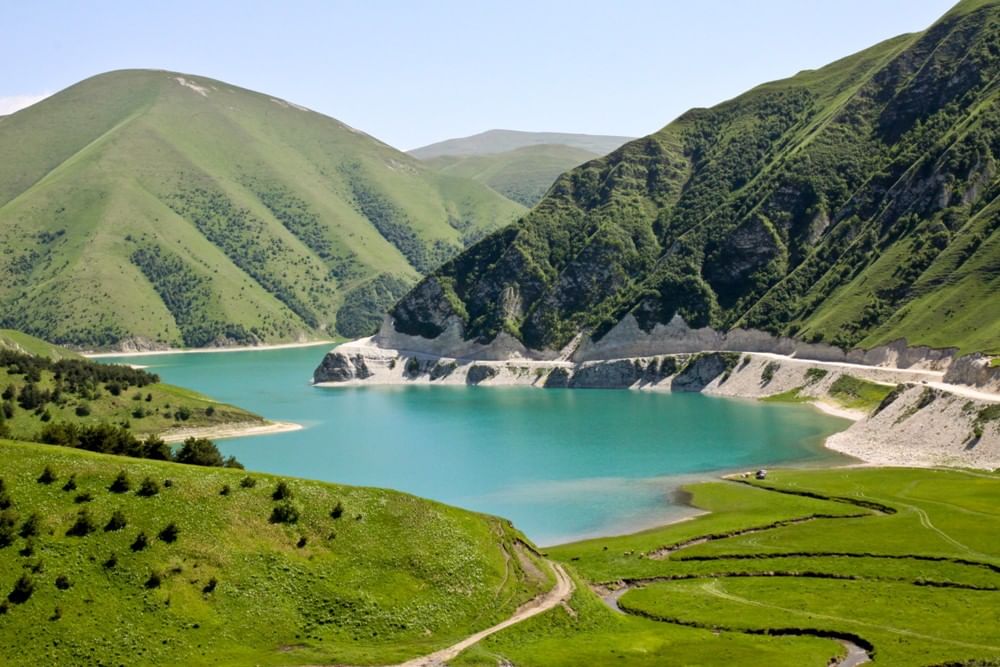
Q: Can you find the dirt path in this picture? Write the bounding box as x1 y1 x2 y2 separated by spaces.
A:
393 562 574 667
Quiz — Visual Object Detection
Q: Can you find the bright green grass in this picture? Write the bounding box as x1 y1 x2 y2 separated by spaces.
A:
760 386 813 403
0 70 524 348
457 467 1000 666
0 365 262 440
0 440 547 666
0 330 82 361
827 375 896 412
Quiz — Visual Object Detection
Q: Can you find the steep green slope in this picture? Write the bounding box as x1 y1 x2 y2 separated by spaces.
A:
392 0 1000 356
0 440 548 666
0 329 82 361
408 129 632 160
0 70 524 349
425 144 601 207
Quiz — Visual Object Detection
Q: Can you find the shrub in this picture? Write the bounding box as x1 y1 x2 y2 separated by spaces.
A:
66 509 96 537
297 536 307 548
8 574 34 604
145 571 162 589
19 513 40 539
163 479 173 488
0 510 18 547
219 484 231 497
158 522 179 543
74 404 91 417
131 532 149 552
61 474 77 492
202 577 218 594
136 477 159 497
761 361 780 386
239 476 257 489
19 540 34 557
269 502 299 524
174 406 192 421
103 553 118 569
205 406 215 417
174 438 224 467
54 575 71 591
74 492 93 504
104 510 127 532
37 465 57 485
143 435 171 461
330 501 344 519
108 471 130 494
0 479 10 510
272 481 293 501
223 456 244 469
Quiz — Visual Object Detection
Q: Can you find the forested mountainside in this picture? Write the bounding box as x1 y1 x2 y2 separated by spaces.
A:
392 0 1000 356
0 70 523 349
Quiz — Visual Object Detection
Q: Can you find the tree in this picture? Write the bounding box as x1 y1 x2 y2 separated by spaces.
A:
19 513 40 539
330 501 344 519
174 438 224 467
66 509 96 537
142 435 171 461
54 575 72 590
104 510 127 532
0 510 18 547
0 479 11 510
131 532 149 552
136 477 159 497
158 522 179 543
272 481 293 501
269 502 299 524
8 574 34 604
37 465 57 485
108 471 130 493
61 474 77 492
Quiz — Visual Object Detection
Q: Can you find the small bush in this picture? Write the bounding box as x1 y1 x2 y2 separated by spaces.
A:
108 471 130 494
19 513 40 539
163 479 173 488
158 522 179 543
66 509 96 537
761 361 780 386
8 574 34 604
75 404 91 417
131 532 149 552
37 466 57 485
104 510 127 532
54 575 71 591
0 510 17 547
103 553 118 569
272 481 293 501
202 577 218 594
239 476 257 489
19 540 34 557
136 477 159 497
269 502 299 524
74 492 93 504
205 406 215 417
61 475 77 492
297 536 307 548
219 484 231 497
145 571 162 589
330 501 344 519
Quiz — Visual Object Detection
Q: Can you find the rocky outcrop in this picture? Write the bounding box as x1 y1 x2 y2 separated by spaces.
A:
312 352 373 383
944 354 1000 391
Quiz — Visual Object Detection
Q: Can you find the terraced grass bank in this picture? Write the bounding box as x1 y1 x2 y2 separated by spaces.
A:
452 468 1000 666
0 440 549 666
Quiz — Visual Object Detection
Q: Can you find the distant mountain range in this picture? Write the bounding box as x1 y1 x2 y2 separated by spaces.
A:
390 0 1000 357
410 131 633 208
0 70 524 348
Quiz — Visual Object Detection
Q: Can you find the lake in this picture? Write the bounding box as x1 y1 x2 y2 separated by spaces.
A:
99 346 850 545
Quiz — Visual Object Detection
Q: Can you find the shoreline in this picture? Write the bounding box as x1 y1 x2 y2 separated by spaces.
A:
84 340 335 359
160 420 303 443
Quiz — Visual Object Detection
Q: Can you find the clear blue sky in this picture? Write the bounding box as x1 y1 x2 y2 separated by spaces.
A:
1 0 955 150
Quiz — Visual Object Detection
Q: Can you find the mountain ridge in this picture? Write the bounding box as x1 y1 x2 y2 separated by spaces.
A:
408 129 633 159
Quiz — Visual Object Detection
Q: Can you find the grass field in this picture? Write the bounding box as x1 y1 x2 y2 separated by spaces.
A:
0 440 549 666
452 467 1000 666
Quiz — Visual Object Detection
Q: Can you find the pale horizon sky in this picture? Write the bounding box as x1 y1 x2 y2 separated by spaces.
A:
2 1 956 150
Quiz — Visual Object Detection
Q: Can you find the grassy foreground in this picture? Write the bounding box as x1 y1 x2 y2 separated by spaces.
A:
452 467 1000 666
0 440 549 666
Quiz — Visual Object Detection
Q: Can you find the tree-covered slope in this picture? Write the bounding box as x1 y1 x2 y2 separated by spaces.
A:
0 70 524 349
424 144 602 207
392 0 1000 356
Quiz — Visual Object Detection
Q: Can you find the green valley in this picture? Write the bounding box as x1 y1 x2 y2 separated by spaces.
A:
0 71 524 350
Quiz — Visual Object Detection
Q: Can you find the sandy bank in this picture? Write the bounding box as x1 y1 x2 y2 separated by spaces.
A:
85 340 335 359
160 420 303 443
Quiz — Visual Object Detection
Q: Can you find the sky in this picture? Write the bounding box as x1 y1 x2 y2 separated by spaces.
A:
1 0 956 150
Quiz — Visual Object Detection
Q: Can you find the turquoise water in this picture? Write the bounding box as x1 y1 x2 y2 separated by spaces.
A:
100 347 850 545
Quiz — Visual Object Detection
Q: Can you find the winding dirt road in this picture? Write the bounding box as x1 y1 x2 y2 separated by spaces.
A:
393 562 574 667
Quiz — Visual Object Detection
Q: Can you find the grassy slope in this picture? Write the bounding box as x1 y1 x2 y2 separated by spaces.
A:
393 0 1000 356
408 130 633 160
0 331 260 438
454 468 1000 666
0 70 524 349
425 144 601 207
0 440 548 666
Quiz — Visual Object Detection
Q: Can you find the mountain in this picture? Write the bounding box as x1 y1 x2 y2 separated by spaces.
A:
408 129 633 159
424 144 602 207
388 0 1000 358
0 70 524 349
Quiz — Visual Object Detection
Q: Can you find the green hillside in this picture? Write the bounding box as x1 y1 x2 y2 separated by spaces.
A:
0 70 524 349
0 440 549 666
392 0 1000 356
425 144 602 207
455 467 1000 666
408 129 633 160
0 329 83 361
